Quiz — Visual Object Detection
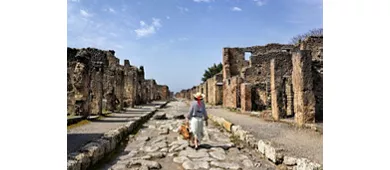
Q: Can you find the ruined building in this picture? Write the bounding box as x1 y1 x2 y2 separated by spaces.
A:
67 47 170 118
175 36 323 126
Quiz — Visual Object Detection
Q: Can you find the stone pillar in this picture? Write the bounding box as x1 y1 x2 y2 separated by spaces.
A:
123 65 135 108
285 77 294 116
71 62 90 117
89 66 104 115
241 83 252 112
114 67 124 111
203 82 208 103
292 51 316 126
270 59 287 120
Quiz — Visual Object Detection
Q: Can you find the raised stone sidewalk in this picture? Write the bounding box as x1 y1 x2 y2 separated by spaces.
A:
205 107 323 170
67 101 168 170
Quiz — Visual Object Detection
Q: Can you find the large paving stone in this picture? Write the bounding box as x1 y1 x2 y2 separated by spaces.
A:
173 156 190 163
182 160 199 170
154 141 168 149
148 152 166 159
151 136 167 144
179 149 209 158
242 159 254 167
192 157 216 162
210 147 225 153
118 150 138 160
210 161 241 170
193 161 210 169
143 146 160 153
210 151 226 160
136 136 150 142
127 160 162 169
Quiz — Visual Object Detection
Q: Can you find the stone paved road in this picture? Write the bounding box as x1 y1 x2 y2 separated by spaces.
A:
207 106 323 164
67 101 167 154
94 101 276 170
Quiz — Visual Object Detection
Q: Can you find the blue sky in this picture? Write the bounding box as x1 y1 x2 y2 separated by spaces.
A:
67 0 323 93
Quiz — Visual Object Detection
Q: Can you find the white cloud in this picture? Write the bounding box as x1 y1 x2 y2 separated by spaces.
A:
231 7 242 11
108 8 116 13
152 18 161 27
177 6 189 13
134 18 162 38
193 0 212 2
253 0 267 6
140 21 146 26
80 9 92 17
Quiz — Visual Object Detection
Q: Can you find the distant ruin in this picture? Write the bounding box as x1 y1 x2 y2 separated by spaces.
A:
176 36 323 126
67 47 171 117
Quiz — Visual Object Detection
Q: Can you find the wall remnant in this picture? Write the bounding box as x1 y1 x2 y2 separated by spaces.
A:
67 47 170 117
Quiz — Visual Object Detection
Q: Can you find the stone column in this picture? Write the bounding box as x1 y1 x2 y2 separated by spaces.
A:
240 83 252 112
270 59 286 121
89 66 104 115
285 77 294 116
292 51 316 126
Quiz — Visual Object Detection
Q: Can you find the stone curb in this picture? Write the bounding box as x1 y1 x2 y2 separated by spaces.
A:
208 113 323 170
67 101 169 170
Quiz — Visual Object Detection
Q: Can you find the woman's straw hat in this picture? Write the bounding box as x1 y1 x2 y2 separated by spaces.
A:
193 92 205 99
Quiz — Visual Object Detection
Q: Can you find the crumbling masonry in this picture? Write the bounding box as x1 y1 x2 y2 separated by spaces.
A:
175 36 323 126
67 47 171 117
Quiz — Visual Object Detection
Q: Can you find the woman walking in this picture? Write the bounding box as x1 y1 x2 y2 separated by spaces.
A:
185 92 208 150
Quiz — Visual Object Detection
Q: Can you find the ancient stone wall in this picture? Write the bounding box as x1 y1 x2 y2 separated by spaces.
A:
222 48 247 80
67 47 168 117
67 48 109 117
244 43 294 56
206 73 223 105
223 76 243 108
157 85 170 101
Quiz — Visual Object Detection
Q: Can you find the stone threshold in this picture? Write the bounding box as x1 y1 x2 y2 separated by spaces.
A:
67 101 169 170
208 113 323 170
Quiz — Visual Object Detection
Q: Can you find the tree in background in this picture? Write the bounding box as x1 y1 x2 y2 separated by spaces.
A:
201 63 223 82
290 28 323 45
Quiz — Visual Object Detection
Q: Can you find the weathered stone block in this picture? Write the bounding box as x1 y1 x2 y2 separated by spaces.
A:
69 152 90 170
296 158 322 170
102 130 121 152
283 156 298 166
257 140 267 154
95 138 110 156
67 159 81 170
80 142 104 165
